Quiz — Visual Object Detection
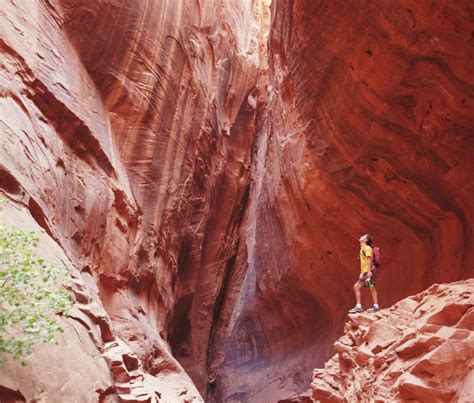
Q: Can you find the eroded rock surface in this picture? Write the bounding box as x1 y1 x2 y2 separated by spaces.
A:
0 0 267 400
209 1 473 400
0 0 473 401
312 280 474 402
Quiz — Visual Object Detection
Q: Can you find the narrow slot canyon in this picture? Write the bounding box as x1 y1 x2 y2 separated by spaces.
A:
0 1 472 402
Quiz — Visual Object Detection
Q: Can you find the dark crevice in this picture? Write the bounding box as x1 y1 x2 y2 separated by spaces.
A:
169 293 193 359
406 8 416 28
0 166 23 196
97 386 116 403
28 197 54 238
205 250 238 399
205 183 251 401
0 386 26 402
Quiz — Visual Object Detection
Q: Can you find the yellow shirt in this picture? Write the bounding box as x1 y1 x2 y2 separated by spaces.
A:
360 245 374 273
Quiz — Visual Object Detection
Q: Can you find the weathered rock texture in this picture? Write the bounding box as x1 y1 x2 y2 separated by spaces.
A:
206 0 473 400
312 280 474 402
0 0 268 401
0 0 473 401
0 202 114 402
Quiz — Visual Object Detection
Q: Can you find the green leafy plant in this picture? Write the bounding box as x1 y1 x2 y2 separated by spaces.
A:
0 222 72 366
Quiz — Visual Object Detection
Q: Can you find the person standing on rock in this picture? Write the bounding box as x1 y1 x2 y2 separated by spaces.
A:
349 234 380 313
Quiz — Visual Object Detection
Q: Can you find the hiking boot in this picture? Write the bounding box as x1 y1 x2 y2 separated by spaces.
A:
348 306 364 314
367 305 380 313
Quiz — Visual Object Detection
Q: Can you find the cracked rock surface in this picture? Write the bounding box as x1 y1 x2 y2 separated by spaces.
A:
312 280 474 402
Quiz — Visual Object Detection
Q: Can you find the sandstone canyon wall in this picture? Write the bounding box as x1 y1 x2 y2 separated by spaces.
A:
209 0 473 400
312 280 474 402
0 0 267 400
0 0 473 402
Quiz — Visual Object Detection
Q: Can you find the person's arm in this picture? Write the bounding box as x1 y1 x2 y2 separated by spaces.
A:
367 256 373 277
366 245 374 277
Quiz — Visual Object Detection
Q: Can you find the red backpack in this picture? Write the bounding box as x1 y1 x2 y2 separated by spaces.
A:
373 245 382 267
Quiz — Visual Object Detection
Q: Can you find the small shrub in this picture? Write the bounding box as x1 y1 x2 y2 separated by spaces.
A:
0 220 72 366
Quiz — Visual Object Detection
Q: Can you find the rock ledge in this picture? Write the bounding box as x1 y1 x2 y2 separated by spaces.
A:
312 280 474 402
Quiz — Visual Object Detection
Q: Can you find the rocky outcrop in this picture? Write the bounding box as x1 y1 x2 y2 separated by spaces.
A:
312 280 474 402
0 198 200 402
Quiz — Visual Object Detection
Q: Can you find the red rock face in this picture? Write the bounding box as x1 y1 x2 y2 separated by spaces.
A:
0 0 472 401
55 1 267 396
0 0 266 400
220 0 473 399
312 280 474 402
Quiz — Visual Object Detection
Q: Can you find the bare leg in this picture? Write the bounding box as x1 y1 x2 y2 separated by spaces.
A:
370 287 378 306
353 281 362 305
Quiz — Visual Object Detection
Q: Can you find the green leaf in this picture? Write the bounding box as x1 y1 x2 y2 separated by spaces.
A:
0 223 73 366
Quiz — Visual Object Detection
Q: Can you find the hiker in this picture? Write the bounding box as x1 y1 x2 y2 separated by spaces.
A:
349 233 380 313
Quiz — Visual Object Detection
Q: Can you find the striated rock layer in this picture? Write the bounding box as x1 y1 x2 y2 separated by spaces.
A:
0 200 194 402
0 0 473 401
312 280 474 402
0 0 268 400
212 0 473 399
